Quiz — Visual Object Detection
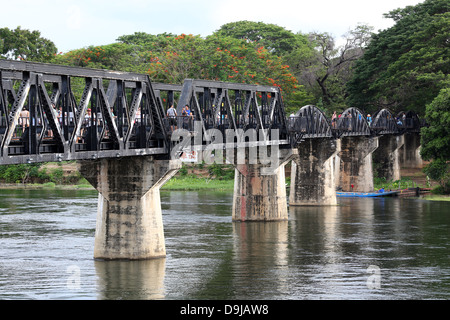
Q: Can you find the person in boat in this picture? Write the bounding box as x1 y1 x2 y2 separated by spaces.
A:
378 188 385 193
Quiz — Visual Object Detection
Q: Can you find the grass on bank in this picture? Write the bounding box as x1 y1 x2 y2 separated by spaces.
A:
162 176 234 191
373 176 428 190
422 195 450 201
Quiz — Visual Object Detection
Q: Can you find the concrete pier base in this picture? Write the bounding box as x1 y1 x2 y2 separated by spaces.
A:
79 156 181 260
232 148 293 221
338 136 378 192
289 138 340 206
400 132 423 168
373 135 404 181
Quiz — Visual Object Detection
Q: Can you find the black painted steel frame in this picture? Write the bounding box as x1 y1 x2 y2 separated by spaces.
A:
287 105 333 145
0 60 425 165
0 60 169 165
0 61 291 165
175 79 289 142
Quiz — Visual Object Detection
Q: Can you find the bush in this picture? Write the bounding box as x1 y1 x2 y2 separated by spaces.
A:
0 163 42 183
179 164 188 176
423 159 450 194
208 163 234 180
0 162 82 186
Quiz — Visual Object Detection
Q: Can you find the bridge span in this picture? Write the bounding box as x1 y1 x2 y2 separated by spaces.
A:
0 61 425 259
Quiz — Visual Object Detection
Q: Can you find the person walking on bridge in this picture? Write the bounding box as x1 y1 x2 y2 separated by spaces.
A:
167 105 177 131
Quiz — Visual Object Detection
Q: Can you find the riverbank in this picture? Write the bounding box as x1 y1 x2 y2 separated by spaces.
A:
0 182 94 190
421 195 450 201
0 176 234 191
0 162 448 199
2 177 449 201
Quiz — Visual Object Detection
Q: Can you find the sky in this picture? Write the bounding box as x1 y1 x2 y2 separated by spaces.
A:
1 0 425 53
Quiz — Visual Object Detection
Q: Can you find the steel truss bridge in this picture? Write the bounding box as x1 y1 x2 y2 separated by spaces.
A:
0 60 424 165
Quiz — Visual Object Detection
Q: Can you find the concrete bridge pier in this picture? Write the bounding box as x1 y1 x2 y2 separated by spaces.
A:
232 147 294 221
373 135 404 181
400 132 423 168
78 156 181 260
289 138 340 206
338 136 379 192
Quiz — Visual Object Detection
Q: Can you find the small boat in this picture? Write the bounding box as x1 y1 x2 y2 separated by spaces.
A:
336 190 399 198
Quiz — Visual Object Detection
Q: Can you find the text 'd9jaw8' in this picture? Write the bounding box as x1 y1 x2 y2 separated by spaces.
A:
180 304 269 317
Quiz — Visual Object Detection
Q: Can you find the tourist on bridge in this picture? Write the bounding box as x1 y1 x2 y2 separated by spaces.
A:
182 105 193 130
167 105 177 131
331 111 337 128
18 107 30 134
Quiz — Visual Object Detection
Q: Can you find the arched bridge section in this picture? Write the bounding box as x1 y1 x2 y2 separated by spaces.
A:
287 105 333 145
335 107 371 137
396 110 423 133
286 106 425 143
371 108 400 135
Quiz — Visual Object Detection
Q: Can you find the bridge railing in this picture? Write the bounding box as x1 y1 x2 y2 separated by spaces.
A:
286 116 332 137
334 108 371 137
395 111 423 133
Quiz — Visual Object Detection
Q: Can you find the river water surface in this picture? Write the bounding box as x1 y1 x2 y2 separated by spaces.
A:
0 188 449 300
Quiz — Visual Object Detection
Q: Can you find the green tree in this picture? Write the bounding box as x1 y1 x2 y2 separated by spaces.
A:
347 0 450 115
54 31 306 111
213 21 316 111
295 24 373 113
421 86 450 161
214 20 310 56
0 26 57 62
421 85 450 192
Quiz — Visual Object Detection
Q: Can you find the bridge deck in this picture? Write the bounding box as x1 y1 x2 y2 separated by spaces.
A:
0 60 424 165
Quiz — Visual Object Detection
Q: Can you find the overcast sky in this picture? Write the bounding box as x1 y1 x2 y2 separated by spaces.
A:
1 0 424 53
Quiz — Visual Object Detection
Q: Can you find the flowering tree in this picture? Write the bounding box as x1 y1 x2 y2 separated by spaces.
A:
52 31 311 112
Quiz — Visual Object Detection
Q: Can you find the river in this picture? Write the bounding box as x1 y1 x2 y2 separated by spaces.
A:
0 188 449 300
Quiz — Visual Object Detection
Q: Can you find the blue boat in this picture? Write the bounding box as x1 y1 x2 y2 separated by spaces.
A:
336 190 399 198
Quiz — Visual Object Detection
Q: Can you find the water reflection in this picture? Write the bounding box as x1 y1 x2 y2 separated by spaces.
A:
232 221 290 297
95 259 166 300
289 198 450 299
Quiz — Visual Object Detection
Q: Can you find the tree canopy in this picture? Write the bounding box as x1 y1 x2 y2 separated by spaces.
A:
296 24 373 113
214 20 310 56
421 83 450 192
0 26 57 62
346 0 450 115
53 31 307 113
421 84 450 162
